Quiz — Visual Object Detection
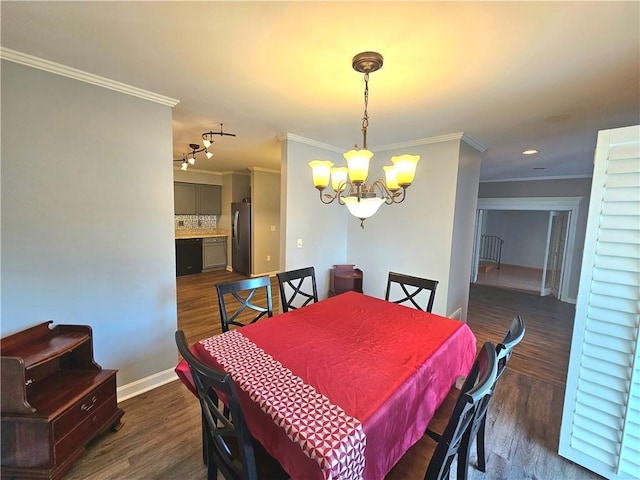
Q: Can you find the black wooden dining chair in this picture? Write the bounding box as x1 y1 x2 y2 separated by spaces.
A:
175 331 288 480
386 342 498 480
473 315 526 472
385 272 439 312
216 276 273 332
276 266 318 313
426 315 526 474
175 330 258 480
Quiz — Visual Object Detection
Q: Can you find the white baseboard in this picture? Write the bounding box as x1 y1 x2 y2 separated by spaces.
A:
224 265 280 277
448 307 463 321
252 270 279 278
116 367 178 403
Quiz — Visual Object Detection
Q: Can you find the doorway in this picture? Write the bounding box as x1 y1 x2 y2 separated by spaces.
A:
473 197 581 302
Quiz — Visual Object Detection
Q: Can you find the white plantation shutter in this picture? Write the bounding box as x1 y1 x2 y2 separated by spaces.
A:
559 125 640 480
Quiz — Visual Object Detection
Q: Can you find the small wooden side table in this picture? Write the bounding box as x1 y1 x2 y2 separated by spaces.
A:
329 264 363 296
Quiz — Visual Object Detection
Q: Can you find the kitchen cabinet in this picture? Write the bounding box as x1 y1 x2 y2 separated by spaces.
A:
197 184 221 215
1 322 124 480
203 237 227 271
174 183 221 215
174 182 197 214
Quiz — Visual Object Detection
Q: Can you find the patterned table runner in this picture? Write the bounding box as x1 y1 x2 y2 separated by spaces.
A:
201 330 366 479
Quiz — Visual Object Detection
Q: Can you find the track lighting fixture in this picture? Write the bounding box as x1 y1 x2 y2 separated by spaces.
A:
174 123 236 170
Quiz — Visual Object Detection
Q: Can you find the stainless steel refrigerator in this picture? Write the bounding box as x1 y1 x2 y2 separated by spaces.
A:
231 202 251 276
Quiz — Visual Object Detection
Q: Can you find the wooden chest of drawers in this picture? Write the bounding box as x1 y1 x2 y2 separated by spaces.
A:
1 322 124 480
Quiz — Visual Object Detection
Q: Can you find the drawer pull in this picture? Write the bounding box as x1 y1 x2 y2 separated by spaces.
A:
81 396 97 412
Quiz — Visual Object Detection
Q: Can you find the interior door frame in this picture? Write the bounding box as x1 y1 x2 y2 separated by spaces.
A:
475 196 581 302
541 210 570 297
470 209 484 284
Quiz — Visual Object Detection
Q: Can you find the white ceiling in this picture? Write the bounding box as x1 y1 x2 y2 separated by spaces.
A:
2 1 638 181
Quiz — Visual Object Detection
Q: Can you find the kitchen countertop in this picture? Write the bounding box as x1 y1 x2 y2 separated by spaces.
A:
175 229 228 239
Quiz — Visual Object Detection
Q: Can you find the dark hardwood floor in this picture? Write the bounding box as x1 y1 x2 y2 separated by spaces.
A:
176 269 280 346
62 274 601 480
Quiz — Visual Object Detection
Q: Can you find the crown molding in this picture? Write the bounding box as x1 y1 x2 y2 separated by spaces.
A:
219 170 251 177
1 47 179 107
477 196 582 210
480 174 592 183
173 166 223 175
460 133 487 153
277 133 344 153
279 131 486 153
373 132 486 153
220 170 252 176
249 166 280 174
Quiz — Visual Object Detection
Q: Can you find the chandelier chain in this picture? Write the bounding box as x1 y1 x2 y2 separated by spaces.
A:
361 72 369 149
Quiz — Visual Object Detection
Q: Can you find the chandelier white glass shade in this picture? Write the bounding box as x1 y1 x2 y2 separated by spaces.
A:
309 52 420 228
175 123 235 170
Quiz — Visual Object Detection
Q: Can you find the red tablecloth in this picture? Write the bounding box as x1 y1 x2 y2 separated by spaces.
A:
176 291 476 480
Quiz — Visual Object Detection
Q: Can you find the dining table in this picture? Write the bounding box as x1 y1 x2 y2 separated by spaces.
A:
175 290 477 480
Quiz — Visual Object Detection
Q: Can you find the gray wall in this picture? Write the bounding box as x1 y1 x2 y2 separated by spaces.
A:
173 169 222 186
251 169 280 276
281 134 481 320
232 173 251 203
478 177 593 300
1 61 177 387
280 138 348 298
346 138 481 319
447 141 482 319
485 210 548 268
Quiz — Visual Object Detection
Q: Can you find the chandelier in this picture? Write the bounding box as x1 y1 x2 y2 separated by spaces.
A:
175 123 236 170
309 52 419 228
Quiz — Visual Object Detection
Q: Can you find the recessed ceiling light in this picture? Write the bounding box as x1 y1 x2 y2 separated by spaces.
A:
522 149 539 155
544 114 571 123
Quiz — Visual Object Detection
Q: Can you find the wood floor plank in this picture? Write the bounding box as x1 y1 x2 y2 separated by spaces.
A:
62 278 602 480
176 270 281 347
476 264 544 295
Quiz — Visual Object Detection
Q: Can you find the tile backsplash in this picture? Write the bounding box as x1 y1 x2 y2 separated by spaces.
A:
175 215 217 229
